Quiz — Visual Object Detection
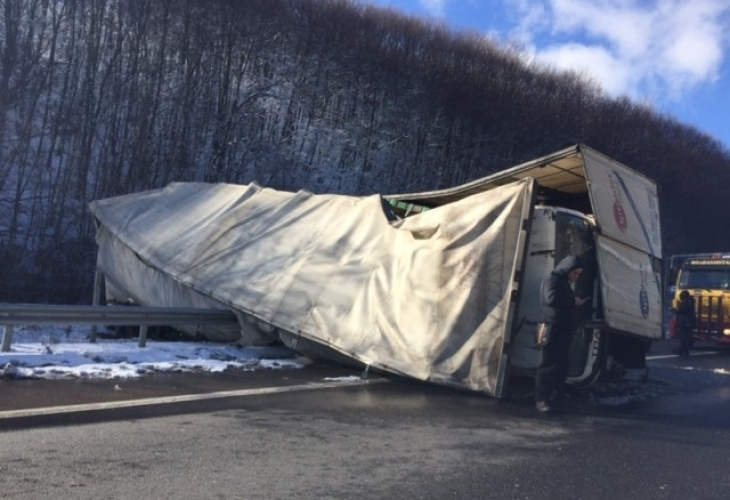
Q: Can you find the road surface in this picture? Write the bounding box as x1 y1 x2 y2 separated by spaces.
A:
1 339 729 500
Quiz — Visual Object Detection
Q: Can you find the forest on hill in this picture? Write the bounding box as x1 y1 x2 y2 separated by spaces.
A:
1 0 729 303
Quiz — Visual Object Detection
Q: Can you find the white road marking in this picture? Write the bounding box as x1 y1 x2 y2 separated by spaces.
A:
0 378 389 420
647 352 717 361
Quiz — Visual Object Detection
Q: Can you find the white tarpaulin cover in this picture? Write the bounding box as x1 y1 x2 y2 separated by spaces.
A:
90 180 535 396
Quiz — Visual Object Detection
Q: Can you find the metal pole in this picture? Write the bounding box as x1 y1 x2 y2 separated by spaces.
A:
90 269 104 343
1 324 14 353
138 325 148 348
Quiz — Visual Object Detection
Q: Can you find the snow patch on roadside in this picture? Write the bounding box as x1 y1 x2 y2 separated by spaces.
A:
0 325 302 380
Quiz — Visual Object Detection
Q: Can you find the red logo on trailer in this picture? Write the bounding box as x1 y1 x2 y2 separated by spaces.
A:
609 172 627 233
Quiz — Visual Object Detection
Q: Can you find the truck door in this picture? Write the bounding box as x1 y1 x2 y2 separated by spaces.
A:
581 147 663 339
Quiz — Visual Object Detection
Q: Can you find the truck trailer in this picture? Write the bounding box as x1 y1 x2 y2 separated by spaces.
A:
89 144 663 398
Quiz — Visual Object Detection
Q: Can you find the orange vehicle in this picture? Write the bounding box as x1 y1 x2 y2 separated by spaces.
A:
670 253 730 344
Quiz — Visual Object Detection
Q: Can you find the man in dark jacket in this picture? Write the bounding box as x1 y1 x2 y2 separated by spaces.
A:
675 290 697 358
534 255 589 412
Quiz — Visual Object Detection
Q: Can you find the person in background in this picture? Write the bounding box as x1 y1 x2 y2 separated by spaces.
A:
675 290 697 358
534 255 590 413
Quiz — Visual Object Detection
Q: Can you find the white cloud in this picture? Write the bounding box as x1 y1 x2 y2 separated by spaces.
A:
507 0 551 43
549 0 654 58
658 1 725 88
536 43 635 94
504 0 730 99
419 0 450 17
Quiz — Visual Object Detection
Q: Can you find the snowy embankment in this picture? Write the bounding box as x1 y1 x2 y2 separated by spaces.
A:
0 325 303 379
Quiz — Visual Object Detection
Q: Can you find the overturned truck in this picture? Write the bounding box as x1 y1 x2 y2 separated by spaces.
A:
89 144 663 398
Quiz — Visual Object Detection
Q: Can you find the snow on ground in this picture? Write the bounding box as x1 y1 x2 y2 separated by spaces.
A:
2 325 729 412
0 325 303 380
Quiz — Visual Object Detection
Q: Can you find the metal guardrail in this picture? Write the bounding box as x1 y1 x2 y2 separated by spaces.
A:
0 304 239 351
695 296 727 340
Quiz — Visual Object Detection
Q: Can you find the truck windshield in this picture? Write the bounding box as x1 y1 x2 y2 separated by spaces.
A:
554 211 595 302
678 268 730 290
554 212 592 263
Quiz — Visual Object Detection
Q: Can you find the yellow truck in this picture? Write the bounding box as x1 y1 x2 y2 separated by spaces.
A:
668 253 730 344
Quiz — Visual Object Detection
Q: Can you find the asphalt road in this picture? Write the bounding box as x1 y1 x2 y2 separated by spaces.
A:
1 339 729 500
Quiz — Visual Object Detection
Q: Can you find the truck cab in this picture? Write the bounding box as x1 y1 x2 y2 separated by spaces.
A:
509 205 650 386
509 206 603 385
387 144 663 395
673 255 730 344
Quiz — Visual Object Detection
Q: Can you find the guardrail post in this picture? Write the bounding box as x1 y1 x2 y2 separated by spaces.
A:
138 325 148 348
90 269 104 343
1 324 14 352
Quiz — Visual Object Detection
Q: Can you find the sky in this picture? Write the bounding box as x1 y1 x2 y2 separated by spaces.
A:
363 0 730 150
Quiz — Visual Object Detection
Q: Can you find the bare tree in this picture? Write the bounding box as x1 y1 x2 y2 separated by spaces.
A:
1 0 729 302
